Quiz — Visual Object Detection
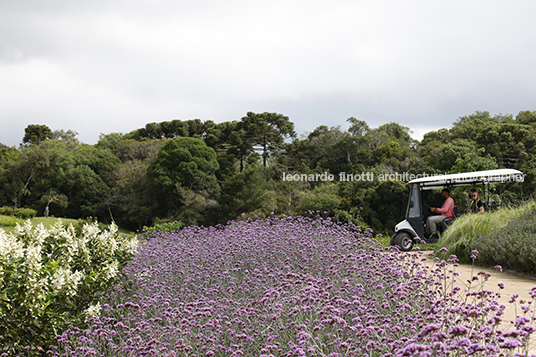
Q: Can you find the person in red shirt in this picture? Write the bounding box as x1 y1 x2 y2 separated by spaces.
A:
426 188 455 239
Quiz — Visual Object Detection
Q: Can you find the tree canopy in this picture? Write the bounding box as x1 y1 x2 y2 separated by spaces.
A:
22 124 53 146
1 112 534 233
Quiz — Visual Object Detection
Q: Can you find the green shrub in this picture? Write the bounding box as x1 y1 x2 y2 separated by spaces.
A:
333 208 369 229
0 206 14 216
294 184 342 215
0 220 139 355
14 207 37 219
143 220 184 233
0 215 25 227
0 206 37 219
474 209 536 272
435 200 536 264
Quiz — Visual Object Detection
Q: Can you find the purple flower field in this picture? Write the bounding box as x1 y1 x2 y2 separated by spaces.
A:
51 215 536 356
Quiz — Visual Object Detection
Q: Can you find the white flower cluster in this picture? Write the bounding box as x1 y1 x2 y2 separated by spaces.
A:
97 259 119 281
0 220 138 318
84 302 101 319
51 267 84 296
0 230 24 287
0 230 25 259
48 220 78 264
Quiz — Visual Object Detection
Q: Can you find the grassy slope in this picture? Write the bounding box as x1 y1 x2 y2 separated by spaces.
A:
434 200 536 263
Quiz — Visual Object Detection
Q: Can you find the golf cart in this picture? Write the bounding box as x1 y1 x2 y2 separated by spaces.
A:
391 169 524 251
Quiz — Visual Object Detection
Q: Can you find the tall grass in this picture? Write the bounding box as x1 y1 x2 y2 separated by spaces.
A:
435 200 536 264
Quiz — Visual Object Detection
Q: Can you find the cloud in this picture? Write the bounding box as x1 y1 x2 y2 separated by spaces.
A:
1 0 536 146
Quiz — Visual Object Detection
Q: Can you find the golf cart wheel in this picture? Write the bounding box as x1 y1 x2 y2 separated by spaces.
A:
394 232 413 251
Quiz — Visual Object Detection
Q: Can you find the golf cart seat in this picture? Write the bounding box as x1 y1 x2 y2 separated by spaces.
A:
441 216 453 231
440 206 457 232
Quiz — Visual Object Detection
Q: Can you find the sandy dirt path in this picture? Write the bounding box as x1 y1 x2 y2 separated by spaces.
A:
419 250 536 353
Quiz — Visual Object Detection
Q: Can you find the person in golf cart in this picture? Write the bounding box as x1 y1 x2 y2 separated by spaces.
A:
469 188 486 214
425 188 455 240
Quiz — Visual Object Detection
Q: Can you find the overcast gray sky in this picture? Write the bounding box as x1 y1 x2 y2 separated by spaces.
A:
1 0 535 146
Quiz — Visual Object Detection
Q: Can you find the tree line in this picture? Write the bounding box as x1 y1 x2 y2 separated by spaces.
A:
1 110 535 233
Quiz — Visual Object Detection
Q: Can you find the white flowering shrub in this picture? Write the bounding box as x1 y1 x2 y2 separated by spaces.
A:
0 220 138 355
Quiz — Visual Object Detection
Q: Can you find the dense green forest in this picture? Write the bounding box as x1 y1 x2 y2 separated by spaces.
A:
1 110 535 234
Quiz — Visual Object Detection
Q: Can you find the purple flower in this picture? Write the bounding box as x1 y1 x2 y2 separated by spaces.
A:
448 324 470 336
499 339 523 349
523 325 536 334
296 331 311 341
420 323 441 336
515 316 531 327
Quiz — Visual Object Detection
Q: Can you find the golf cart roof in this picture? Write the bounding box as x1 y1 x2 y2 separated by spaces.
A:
407 169 524 190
